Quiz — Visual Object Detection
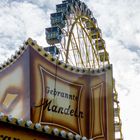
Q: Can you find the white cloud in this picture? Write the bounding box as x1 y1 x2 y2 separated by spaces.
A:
8 0 62 10
0 1 50 63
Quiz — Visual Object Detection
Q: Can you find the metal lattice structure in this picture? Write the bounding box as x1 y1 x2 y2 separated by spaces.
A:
113 80 123 140
47 0 123 139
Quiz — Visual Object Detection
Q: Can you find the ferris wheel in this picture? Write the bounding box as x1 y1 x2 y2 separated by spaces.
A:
45 0 109 69
44 0 123 139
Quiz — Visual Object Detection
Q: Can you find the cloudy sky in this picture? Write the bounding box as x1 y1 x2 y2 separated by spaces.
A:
0 0 140 139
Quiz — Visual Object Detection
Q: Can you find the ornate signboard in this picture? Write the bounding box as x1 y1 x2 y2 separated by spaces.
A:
0 39 114 139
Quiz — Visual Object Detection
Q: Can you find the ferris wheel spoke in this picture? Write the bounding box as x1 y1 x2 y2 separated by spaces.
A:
69 40 78 67
78 19 100 68
60 42 75 66
65 17 80 63
60 43 66 61
75 23 81 52
71 33 85 67
75 22 88 67
86 30 96 68
79 21 92 67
